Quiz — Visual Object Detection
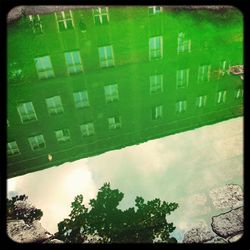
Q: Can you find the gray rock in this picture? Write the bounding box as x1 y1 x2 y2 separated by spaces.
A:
7 6 25 23
183 223 214 243
211 206 243 238
228 233 243 243
7 219 52 243
43 239 64 244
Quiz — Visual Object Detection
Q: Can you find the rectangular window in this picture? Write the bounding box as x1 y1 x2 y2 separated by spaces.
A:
177 32 191 54
73 91 89 108
17 102 37 123
28 135 46 151
65 51 83 75
98 45 114 68
104 84 119 103
46 96 64 115
220 60 230 76
150 74 163 94
148 6 162 15
217 90 227 104
176 69 189 88
55 10 74 32
235 88 243 99
198 65 211 83
152 105 163 120
7 141 20 156
108 116 121 130
93 7 109 25
80 123 95 136
34 55 54 80
149 36 163 60
28 15 43 34
55 129 71 143
176 100 187 113
196 95 207 108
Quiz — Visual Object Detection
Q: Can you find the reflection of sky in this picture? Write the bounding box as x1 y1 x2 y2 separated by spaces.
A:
7 117 243 242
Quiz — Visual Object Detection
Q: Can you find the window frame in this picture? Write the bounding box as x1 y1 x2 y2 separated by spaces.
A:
80 123 95 137
149 36 163 61
55 129 71 143
46 96 64 115
17 102 37 124
64 51 83 75
108 116 121 130
7 141 20 156
176 69 189 89
28 134 46 151
55 10 74 32
150 74 163 94
98 45 115 68
104 84 119 103
93 7 110 25
73 91 89 108
34 55 54 80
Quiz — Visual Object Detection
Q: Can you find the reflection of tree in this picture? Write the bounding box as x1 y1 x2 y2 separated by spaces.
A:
55 183 178 243
8 62 24 82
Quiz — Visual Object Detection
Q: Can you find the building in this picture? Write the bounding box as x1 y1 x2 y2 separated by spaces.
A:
7 6 243 178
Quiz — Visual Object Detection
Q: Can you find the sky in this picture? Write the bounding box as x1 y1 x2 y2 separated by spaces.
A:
7 117 243 242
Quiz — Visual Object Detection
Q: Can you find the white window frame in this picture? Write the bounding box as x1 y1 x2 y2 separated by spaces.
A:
98 45 115 68
176 100 187 113
150 74 163 94
149 36 163 60
235 88 243 99
198 65 211 83
7 141 20 156
104 84 119 103
64 51 83 75
55 129 71 143
80 123 95 136
93 7 110 24
73 91 89 108
148 6 162 15
108 116 121 130
46 96 64 115
17 102 37 123
34 55 54 80
196 95 207 108
29 14 43 33
55 10 74 32
217 90 227 104
177 32 191 54
28 135 46 151
152 105 163 120
176 69 189 88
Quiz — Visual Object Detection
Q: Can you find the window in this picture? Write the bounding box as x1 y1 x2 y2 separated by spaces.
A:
198 65 211 83
217 90 227 104
148 6 162 15
220 60 230 76
104 84 119 103
55 10 74 31
28 15 43 34
196 95 207 108
73 91 89 108
176 100 187 113
98 45 114 68
108 116 121 130
152 105 163 120
176 69 189 88
28 135 46 151
177 32 191 54
80 123 95 136
149 36 163 60
65 51 83 75
46 96 64 115
17 102 37 123
150 74 163 94
93 7 109 25
235 88 243 99
55 129 71 143
7 141 20 156
34 56 54 80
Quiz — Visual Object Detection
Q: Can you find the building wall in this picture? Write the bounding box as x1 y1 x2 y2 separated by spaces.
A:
7 7 243 178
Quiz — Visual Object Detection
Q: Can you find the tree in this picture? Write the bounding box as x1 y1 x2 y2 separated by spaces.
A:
55 183 178 243
7 195 43 224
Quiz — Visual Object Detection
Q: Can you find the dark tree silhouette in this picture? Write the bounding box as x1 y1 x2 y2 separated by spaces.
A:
56 183 178 243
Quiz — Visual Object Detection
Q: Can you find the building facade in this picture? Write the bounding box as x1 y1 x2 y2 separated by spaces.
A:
7 6 243 178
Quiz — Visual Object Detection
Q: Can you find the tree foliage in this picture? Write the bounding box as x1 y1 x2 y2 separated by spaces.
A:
7 194 43 224
55 183 178 243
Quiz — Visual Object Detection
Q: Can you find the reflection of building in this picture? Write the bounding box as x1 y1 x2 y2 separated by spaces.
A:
7 7 243 178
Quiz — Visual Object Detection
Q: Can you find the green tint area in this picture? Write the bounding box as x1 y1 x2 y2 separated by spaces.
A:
7 7 243 178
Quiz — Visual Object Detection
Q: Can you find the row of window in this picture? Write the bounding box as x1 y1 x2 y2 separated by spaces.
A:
14 86 243 125
28 7 163 34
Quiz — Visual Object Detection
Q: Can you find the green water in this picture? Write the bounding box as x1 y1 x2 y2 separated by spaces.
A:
7 7 243 178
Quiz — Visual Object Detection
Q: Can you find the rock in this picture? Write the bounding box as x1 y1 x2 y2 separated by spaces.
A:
7 6 25 23
43 239 64 244
7 219 52 243
209 184 243 209
210 237 227 243
211 206 243 238
228 233 243 243
183 222 215 243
